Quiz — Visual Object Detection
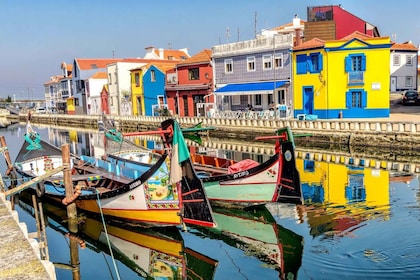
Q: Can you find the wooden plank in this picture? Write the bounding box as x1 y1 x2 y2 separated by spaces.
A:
5 166 65 196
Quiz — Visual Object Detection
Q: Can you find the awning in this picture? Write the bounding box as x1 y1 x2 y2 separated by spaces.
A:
215 81 286 95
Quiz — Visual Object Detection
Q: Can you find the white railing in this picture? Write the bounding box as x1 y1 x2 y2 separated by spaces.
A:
25 113 420 134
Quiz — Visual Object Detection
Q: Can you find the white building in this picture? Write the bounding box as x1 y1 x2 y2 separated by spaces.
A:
390 42 418 92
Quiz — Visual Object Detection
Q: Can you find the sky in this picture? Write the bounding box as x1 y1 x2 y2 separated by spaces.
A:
1 0 419 100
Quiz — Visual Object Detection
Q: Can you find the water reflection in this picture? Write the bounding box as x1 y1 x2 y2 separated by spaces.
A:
296 157 391 238
17 189 218 279
191 206 303 279
4 124 420 279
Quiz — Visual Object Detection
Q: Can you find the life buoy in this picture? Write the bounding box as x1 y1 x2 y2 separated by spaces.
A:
36 181 45 197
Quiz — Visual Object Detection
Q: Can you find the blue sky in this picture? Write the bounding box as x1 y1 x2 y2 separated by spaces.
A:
1 0 419 100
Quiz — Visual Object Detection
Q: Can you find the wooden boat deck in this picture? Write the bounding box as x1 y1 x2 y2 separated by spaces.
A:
74 164 133 185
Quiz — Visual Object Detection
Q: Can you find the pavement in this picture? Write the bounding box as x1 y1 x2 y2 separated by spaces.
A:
389 93 420 122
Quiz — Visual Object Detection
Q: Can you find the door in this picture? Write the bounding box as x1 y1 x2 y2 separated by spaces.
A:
303 87 314 115
390 77 397 92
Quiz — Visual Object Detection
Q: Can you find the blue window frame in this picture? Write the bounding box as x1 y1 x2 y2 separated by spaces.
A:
345 53 366 72
346 89 367 108
296 53 323 74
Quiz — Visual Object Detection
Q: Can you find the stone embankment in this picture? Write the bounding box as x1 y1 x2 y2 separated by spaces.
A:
21 111 420 150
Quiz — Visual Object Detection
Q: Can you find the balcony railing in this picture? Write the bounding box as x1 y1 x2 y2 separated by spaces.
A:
348 71 364 85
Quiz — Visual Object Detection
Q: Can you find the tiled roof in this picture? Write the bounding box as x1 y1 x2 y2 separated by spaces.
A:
293 38 325 51
153 49 190 60
177 49 212 65
339 31 373 40
90 72 108 79
75 59 123 70
391 42 418 51
43 75 64 85
130 61 178 73
75 58 182 71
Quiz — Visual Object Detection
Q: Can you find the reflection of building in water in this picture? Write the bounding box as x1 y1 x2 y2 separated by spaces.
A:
296 157 390 237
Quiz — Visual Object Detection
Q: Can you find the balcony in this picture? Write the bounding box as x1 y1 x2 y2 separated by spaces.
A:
348 71 364 85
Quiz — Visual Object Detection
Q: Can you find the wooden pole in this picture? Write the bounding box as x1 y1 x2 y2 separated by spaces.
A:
62 143 80 279
0 136 13 175
62 144 77 221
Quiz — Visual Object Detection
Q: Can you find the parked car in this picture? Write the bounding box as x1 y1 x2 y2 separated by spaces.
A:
35 107 46 114
401 90 420 105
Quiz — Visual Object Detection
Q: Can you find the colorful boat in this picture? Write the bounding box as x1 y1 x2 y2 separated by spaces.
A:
17 190 219 279
104 125 303 209
11 119 216 228
191 205 303 279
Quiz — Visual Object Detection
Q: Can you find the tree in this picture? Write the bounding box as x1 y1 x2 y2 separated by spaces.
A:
5 95 12 102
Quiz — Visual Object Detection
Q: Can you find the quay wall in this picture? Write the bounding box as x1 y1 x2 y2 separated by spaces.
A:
23 113 420 149
13 113 420 174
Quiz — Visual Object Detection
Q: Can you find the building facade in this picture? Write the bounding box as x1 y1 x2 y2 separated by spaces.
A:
390 42 418 92
304 5 380 42
165 49 213 117
212 34 293 113
292 32 391 119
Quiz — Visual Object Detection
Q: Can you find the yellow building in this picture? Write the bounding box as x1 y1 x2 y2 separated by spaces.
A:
296 157 390 236
130 68 145 116
292 32 391 119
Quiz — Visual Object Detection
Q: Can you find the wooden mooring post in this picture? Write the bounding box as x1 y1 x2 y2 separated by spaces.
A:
62 144 81 280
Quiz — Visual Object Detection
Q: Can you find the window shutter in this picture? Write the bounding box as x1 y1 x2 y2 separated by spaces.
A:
307 56 313 72
361 55 366 71
296 55 307 74
318 54 323 71
361 91 367 107
345 56 351 72
346 91 352 108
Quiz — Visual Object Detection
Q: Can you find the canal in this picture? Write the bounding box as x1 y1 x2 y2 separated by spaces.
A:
1 123 420 279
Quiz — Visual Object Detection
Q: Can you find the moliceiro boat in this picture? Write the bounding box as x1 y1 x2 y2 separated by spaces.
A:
17 191 219 280
103 121 303 209
11 119 216 228
199 127 303 208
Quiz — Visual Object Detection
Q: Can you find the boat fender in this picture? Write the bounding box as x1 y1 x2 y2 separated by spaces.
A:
36 181 45 197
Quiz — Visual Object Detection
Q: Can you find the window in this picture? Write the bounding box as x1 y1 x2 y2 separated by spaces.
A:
224 59 233 73
135 73 140 87
188 68 199 80
151 70 156 82
263 55 272 70
183 95 189 116
108 73 112 84
274 54 283 68
406 76 413 87
346 89 367 109
406 55 413 66
254 94 262 106
309 53 321 72
114 72 118 84
351 91 362 108
247 56 255 71
296 53 323 74
345 54 366 72
393 54 401 66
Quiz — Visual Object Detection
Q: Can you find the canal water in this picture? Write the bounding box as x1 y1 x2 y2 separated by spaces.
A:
1 124 420 280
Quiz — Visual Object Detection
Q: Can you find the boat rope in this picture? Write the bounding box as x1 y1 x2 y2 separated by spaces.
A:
95 190 121 280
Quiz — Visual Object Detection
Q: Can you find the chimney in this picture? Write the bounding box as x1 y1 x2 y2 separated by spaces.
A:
159 48 164 59
293 15 302 46
295 28 302 46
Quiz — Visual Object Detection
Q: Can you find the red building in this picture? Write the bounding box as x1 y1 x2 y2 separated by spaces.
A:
304 5 380 42
165 49 213 117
